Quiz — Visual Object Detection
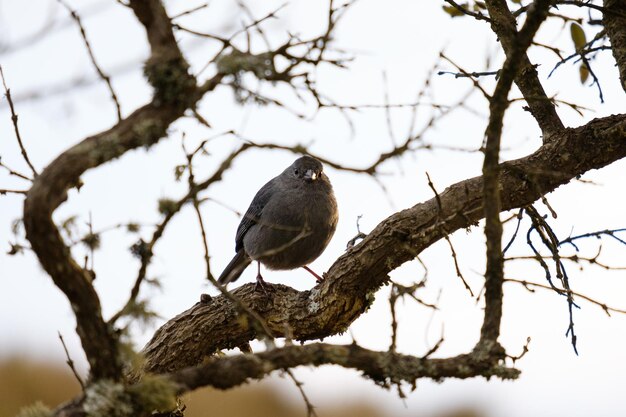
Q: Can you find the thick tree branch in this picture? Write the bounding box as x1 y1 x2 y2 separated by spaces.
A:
603 0 626 91
141 113 626 375
169 343 520 393
21 0 343 381
484 0 565 140
52 341 519 417
22 0 199 381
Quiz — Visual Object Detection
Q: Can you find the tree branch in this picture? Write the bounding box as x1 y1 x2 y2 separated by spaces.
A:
21 0 347 380
22 0 199 381
58 0 123 121
140 112 626 375
479 0 552 347
603 0 626 92
0 66 38 178
169 343 520 393
52 341 519 417
484 0 565 140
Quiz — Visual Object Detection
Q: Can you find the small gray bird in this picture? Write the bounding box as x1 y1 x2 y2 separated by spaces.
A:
218 155 338 287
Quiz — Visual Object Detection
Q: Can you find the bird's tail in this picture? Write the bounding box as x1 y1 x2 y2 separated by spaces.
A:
217 249 251 285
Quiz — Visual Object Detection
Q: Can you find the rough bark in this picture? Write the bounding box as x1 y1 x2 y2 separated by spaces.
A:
484 0 565 140
479 0 552 347
22 0 203 381
14 0 626 415
169 343 520 392
603 0 626 92
24 104 183 380
140 113 626 375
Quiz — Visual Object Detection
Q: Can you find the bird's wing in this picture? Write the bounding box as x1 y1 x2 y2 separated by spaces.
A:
235 178 277 252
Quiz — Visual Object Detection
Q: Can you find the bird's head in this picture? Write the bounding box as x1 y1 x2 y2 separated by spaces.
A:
288 155 326 184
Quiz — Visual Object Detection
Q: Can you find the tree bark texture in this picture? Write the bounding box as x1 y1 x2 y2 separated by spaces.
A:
141 113 626 375
12 0 625 415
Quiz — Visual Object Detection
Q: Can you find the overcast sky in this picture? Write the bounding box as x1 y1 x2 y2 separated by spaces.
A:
1 1 626 416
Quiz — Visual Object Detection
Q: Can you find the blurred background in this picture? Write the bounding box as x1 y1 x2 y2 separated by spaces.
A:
1 0 625 416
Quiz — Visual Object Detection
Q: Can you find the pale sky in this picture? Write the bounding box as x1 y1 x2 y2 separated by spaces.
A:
1 1 626 416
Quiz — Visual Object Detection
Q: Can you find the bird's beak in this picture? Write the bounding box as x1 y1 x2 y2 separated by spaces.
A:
304 169 317 181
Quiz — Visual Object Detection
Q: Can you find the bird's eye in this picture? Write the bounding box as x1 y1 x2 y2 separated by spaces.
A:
294 168 299 176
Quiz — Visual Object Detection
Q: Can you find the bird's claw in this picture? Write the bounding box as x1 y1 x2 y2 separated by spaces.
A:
255 274 269 294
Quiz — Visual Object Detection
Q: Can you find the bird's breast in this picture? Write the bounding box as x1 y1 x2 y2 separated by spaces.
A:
243 186 337 270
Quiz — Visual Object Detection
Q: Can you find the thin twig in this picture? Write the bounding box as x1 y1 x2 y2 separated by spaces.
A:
505 251 626 270
505 278 626 316
560 228 626 249
525 205 579 353
182 136 275 342
183 135 214 282
426 172 474 296
0 161 31 181
421 332 445 359
382 70 397 147
556 0 626 18
58 332 85 390
346 214 366 249
57 0 122 120
438 70 499 79
0 188 28 195
503 208 525 254
284 369 318 417
108 144 253 325
443 0 491 21
171 3 209 20
0 66 38 178
507 336 531 364
439 53 491 100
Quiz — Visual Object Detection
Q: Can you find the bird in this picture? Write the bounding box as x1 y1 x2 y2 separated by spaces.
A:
217 155 338 288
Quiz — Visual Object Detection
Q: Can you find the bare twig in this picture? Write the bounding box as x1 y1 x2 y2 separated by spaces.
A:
438 69 500 79
346 214 366 249
57 0 122 120
507 336 531 364
421 332 445 359
503 208 525 254
182 134 214 282
439 53 491 100
171 3 209 20
560 228 626 249
525 205 579 353
505 250 626 271
0 188 28 195
284 369 318 417
506 278 626 316
388 279 437 351
108 144 252 325
426 172 474 296
557 0 626 18
0 66 38 178
443 0 491 21
0 161 32 181
58 332 85 390
382 71 398 147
